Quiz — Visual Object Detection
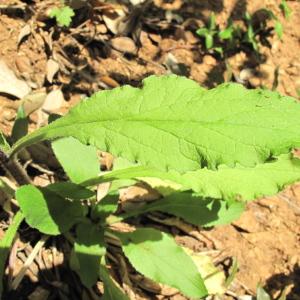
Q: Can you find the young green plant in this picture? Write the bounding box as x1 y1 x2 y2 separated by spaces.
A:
1 75 300 298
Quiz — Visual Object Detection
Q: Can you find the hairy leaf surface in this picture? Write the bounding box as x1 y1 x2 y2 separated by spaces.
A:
11 76 300 172
118 228 208 298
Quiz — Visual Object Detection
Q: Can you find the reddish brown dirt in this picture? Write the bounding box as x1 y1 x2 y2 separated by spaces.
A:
0 0 300 299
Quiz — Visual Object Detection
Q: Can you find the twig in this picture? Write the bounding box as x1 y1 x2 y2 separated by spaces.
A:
11 236 48 290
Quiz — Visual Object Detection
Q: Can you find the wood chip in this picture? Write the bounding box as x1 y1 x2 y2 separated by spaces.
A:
111 37 137 55
0 60 31 99
17 24 31 46
46 59 60 83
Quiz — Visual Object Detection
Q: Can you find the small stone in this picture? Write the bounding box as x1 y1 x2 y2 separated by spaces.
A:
259 64 274 78
203 55 216 66
248 77 261 87
110 37 137 55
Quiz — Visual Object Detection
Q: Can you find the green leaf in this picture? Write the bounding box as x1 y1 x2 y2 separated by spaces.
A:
82 155 300 202
16 185 86 235
181 155 300 201
280 0 292 19
116 192 244 227
46 182 95 200
208 13 216 30
218 26 234 40
52 137 99 183
91 194 119 222
196 28 210 37
0 131 10 154
117 228 208 298
11 104 28 143
275 21 283 39
256 286 271 300
11 76 300 173
205 34 214 49
49 6 75 27
0 211 24 296
73 223 105 287
99 264 130 300
225 258 238 287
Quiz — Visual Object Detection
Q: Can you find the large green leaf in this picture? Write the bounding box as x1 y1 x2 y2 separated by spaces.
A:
52 137 99 183
16 185 86 235
0 211 24 296
11 76 300 172
117 228 208 298
73 223 105 287
181 154 300 201
114 192 244 226
82 155 300 201
99 264 130 300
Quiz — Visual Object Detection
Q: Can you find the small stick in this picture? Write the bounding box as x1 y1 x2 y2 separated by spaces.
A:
11 236 48 290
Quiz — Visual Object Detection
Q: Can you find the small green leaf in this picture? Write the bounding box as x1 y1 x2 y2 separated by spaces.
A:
280 0 292 19
0 211 24 296
118 228 208 298
46 182 95 200
208 13 216 30
49 6 75 27
99 264 130 300
91 194 119 222
219 25 234 40
117 192 244 227
205 34 214 49
196 28 209 37
11 76 300 173
52 137 99 184
257 286 271 300
275 21 283 39
16 185 86 235
73 223 105 287
0 131 10 154
225 258 238 287
11 105 28 143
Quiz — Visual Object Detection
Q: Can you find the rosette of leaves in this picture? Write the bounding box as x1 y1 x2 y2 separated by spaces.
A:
1 75 300 298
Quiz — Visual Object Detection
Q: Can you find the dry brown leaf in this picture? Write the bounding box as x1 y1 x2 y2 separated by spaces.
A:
102 9 126 34
111 37 137 55
17 24 31 46
37 89 65 125
0 60 31 99
154 0 182 10
46 59 60 83
22 90 47 115
42 89 65 114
